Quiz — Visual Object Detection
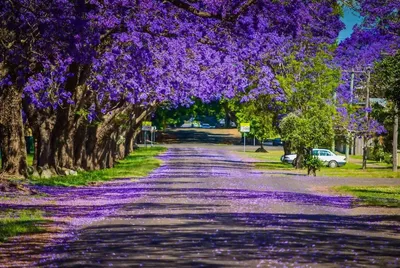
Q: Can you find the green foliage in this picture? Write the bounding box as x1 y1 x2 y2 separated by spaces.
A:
75 109 89 117
334 185 400 207
153 99 225 129
280 112 334 152
31 147 167 186
235 96 279 141
370 102 396 153
370 144 385 162
0 210 45 242
304 154 324 171
278 50 339 153
374 51 400 108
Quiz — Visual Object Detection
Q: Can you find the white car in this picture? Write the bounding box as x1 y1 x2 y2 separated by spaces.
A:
282 149 346 168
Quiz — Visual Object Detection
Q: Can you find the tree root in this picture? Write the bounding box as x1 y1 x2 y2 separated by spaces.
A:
0 175 38 195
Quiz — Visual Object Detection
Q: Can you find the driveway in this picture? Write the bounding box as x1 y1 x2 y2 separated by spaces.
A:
45 145 400 267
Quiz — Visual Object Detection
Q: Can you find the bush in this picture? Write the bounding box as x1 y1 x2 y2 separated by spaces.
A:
304 155 324 176
384 152 393 164
369 143 385 162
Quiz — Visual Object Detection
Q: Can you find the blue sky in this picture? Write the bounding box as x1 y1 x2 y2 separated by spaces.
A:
338 7 363 41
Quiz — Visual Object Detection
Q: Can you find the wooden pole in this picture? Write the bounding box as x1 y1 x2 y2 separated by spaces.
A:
362 69 371 170
393 105 398 172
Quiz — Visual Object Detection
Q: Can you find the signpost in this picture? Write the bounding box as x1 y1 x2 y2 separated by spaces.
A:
150 126 156 146
142 121 152 148
240 123 250 152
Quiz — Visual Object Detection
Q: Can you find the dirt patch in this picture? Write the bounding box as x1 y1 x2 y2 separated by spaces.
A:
0 179 38 196
309 186 341 195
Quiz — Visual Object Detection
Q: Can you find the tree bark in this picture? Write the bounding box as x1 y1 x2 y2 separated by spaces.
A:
362 136 368 170
0 86 27 177
283 140 291 155
294 147 305 169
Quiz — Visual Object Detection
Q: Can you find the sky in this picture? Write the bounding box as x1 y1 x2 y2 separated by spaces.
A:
338 7 364 41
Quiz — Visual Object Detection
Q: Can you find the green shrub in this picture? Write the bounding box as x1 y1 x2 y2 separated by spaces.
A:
384 152 393 164
304 155 324 176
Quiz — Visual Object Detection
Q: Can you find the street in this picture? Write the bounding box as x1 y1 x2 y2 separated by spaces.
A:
46 145 400 267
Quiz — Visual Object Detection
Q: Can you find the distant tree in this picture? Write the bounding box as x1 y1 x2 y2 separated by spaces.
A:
279 50 339 169
374 52 400 109
235 95 279 152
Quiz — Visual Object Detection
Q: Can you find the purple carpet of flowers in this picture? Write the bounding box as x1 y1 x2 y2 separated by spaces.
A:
1 147 400 267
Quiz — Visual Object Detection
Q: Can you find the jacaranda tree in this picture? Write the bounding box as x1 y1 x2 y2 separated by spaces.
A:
334 0 399 168
1 0 348 177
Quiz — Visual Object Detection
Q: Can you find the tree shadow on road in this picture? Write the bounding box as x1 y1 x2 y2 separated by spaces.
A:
44 202 400 267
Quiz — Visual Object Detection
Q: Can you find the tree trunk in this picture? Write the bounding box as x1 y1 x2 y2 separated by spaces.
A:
393 105 398 172
37 120 54 168
81 125 98 170
362 136 368 170
307 167 316 176
0 86 27 177
73 123 88 168
124 126 136 158
283 140 291 155
295 147 305 169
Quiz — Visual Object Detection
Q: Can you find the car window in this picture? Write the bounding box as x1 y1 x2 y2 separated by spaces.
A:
312 150 319 156
319 151 328 156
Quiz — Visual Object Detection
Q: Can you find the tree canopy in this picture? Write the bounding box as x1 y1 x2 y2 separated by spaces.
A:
0 0 398 176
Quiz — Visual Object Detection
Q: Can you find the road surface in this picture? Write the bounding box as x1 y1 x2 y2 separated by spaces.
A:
46 145 400 267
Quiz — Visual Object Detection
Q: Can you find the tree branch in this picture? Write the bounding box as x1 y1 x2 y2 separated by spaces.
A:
226 0 257 22
165 0 256 21
165 0 222 19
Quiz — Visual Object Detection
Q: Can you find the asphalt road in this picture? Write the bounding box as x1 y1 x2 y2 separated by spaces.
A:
46 145 400 267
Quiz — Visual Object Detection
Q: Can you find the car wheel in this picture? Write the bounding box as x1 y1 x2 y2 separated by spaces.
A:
328 160 338 168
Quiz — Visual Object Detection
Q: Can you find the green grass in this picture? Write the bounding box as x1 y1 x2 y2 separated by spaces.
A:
30 147 167 187
256 162 301 171
27 154 34 166
0 210 45 242
334 186 400 207
243 150 400 178
239 150 284 162
318 165 400 178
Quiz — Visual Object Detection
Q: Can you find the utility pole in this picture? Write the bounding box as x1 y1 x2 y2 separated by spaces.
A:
333 88 337 152
362 68 371 170
393 104 398 172
345 69 355 160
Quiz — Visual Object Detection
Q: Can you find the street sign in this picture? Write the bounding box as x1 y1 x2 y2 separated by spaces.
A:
239 123 250 152
142 121 152 131
240 122 250 133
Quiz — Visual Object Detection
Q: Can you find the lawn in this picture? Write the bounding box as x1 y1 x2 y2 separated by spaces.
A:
334 186 400 207
30 146 167 187
242 150 400 178
27 154 34 166
318 164 400 178
0 153 34 167
0 210 45 242
239 150 284 162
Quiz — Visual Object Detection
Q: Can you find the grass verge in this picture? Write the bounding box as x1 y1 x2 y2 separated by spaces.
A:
242 150 400 178
319 165 400 178
333 186 400 207
0 210 45 242
30 146 167 187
